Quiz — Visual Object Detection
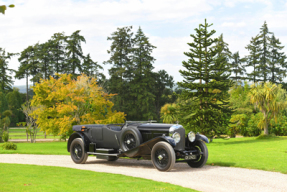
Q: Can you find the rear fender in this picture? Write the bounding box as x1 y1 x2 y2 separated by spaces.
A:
67 132 90 152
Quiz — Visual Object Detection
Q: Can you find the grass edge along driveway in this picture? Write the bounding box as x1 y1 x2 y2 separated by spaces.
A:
0 163 197 192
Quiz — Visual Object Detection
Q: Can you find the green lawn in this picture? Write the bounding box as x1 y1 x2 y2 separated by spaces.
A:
0 142 68 155
0 163 196 192
1 136 287 173
207 136 287 174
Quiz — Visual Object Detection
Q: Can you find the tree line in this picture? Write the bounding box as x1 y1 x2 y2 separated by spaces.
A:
161 20 287 139
1 20 287 139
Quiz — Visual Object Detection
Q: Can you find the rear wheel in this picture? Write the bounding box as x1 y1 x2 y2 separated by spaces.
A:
151 141 175 172
70 138 88 164
187 140 208 168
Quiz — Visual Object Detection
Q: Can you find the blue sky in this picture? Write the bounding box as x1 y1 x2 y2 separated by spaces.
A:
1 0 287 85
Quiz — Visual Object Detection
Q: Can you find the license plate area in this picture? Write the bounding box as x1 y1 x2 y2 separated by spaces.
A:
185 155 197 160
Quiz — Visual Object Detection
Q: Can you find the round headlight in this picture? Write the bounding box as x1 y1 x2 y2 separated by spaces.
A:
188 131 196 142
172 132 181 144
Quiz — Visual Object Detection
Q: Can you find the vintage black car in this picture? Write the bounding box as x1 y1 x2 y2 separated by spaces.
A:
67 121 209 172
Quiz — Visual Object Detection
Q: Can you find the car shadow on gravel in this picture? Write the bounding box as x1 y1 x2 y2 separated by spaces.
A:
85 158 155 169
85 157 222 172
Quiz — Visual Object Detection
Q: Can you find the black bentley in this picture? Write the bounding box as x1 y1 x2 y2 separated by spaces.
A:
67 121 209 172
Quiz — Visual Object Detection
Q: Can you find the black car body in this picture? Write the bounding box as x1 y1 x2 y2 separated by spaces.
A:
67 121 209 171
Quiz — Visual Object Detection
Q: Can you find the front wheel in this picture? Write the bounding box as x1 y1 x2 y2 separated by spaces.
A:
187 140 208 168
151 141 175 172
70 138 88 164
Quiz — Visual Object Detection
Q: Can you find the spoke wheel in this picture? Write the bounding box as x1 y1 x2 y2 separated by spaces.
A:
123 133 136 150
120 128 142 153
70 138 88 164
151 141 175 172
187 140 208 168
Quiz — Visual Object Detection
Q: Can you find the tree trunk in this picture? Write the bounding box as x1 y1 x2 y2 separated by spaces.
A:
264 113 269 135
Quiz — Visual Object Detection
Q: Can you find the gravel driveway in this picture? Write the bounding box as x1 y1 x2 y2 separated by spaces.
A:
0 154 286 192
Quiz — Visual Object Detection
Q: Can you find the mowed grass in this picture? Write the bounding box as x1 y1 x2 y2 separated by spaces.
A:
1 137 287 173
0 142 69 155
206 136 287 174
0 163 196 192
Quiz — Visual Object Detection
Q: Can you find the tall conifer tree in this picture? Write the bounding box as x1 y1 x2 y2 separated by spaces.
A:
268 34 287 83
105 26 134 113
65 30 86 76
258 21 272 82
129 27 156 120
50 32 67 75
245 35 261 83
178 19 233 138
230 52 246 81
0 48 16 92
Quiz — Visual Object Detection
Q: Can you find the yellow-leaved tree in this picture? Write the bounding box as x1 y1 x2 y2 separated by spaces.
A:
31 74 126 136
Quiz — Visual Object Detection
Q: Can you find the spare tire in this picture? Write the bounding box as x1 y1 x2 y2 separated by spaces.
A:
120 127 143 152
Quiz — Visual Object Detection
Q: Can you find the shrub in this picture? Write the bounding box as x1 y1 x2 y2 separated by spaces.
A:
269 116 287 136
244 113 262 136
1 142 17 150
2 131 9 142
256 133 277 139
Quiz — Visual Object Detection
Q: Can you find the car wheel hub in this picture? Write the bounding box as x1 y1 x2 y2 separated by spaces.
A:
158 155 163 160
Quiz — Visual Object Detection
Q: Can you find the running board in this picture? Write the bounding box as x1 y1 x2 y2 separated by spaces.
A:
87 152 119 156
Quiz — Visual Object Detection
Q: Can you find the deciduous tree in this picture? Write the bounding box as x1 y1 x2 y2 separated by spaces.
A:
30 74 125 136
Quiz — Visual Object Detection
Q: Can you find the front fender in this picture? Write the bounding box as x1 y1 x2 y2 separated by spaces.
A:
67 132 90 152
196 133 209 143
119 136 176 157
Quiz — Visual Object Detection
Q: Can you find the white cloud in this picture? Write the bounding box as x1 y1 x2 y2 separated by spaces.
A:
1 0 287 86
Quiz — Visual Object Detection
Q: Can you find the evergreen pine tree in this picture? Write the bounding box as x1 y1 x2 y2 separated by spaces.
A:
268 34 287 83
82 53 104 81
245 35 261 83
258 21 272 82
65 30 86 76
230 51 246 81
153 70 174 120
177 19 233 138
50 32 67 76
105 26 134 113
129 27 156 120
0 48 17 92
37 42 54 80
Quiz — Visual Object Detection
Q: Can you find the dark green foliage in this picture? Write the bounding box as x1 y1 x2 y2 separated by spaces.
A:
258 21 272 82
82 53 105 82
105 26 134 115
269 116 287 136
0 48 17 92
228 82 254 115
230 52 246 81
244 113 263 136
153 70 174 120
65 30 86 76
5 88 25 126
0 91 8 115
2 131 8 142
50 32 67 75
128 27 157 120
178 19 233 139
1 142 17 150
268 34 287 83
245 35 261 83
